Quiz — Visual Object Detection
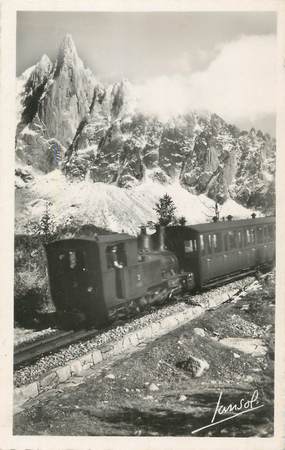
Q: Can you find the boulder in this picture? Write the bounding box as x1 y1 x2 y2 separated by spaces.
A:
148 383 159 392
177 355 209 378
193 327 206 337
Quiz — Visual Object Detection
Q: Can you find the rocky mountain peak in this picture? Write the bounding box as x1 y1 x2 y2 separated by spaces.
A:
15 34 276 215
30 54 53 84
110 78 137 120
55 33 81 74
59 33 77 55
38 54 52 69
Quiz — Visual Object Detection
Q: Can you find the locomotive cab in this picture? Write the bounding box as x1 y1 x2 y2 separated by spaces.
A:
46 238 108 327
46 232 181 328
46 234 138 327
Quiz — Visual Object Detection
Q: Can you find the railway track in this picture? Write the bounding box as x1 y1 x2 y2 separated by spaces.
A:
14 328 99 368
14 271 264 369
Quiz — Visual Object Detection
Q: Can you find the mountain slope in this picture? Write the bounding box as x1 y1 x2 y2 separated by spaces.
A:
16 169 256 235
15 33 275 232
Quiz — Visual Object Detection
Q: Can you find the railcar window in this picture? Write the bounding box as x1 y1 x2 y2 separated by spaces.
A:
207 234 212 253
69 251 77 269
228 231 236 249
268 224 275 241
211 233 222 253
200 235 205 254
264 226 269 242
223 233 229 251
246 228 256 245
250 228 256 244
246 229 252 245
257 226 263 244
237 231 243 248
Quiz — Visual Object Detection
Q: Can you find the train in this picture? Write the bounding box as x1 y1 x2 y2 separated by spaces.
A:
45 215 275 328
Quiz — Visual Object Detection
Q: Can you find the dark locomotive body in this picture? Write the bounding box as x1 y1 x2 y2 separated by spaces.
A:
45 216 275 328
46 232 184 327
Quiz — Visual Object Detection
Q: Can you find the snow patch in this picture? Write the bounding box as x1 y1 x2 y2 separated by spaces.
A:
24 173 256 235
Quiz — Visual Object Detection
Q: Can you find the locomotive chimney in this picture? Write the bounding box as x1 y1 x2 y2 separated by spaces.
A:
139 225 151 251
155 224 166 251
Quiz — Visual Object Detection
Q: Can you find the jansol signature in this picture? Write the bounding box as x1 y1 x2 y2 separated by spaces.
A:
192 389 263 434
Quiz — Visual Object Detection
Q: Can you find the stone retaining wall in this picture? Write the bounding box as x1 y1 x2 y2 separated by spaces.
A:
14 286 247 412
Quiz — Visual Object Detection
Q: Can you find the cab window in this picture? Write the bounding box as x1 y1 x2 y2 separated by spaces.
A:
106 244 126 269
184 239 197 254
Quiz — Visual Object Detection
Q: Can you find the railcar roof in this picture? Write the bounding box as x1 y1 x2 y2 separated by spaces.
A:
185 216 275 233
48 233 135 245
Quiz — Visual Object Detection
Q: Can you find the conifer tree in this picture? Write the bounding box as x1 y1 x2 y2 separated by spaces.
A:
154 194 177 226
39 202 55 242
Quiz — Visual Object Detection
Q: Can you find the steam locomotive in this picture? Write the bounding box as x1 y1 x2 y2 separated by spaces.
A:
45 216 275 328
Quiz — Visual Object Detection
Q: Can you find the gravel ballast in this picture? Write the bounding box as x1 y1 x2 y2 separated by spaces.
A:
14 277 255 388
14 272 275 437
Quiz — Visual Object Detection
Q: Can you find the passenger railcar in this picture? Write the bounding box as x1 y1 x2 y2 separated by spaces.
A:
45 216 275 328
164 216 275 289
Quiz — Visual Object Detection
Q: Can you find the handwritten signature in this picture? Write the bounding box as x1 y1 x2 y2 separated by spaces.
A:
192 389 263 434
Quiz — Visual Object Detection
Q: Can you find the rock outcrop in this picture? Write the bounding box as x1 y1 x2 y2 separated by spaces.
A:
15 34 275 213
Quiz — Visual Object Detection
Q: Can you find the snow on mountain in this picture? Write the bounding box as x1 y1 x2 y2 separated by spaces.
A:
16 170 255 236
16 64 36 122
15 33 275 235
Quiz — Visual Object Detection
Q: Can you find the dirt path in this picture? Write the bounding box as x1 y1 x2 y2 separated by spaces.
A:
14 275 274 437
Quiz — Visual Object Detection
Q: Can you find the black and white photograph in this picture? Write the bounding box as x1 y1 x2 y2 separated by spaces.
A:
0 0 285 447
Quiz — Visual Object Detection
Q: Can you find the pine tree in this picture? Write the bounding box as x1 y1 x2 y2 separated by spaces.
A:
39 202 55 242
154 194 177 226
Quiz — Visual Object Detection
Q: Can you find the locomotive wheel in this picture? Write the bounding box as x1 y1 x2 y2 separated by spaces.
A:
56 311 86 330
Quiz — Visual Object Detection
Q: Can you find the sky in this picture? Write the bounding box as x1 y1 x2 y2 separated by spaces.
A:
17 11 277 135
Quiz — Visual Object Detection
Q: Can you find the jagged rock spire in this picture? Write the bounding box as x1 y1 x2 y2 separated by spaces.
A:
54 33 82 75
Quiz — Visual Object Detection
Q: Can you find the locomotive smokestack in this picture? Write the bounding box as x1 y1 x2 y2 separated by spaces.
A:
140 225 151 251
155 224 166 251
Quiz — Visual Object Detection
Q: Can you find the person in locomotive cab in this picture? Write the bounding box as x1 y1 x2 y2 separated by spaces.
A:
111 245 124 269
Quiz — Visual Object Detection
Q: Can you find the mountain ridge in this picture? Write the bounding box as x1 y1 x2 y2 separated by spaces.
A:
15 34 275 223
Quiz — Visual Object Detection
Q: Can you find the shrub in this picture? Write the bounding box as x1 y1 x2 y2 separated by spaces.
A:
14 268 49 327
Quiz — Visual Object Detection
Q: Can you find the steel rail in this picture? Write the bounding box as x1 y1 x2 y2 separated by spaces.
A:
14 268 271 369
14 328 99 368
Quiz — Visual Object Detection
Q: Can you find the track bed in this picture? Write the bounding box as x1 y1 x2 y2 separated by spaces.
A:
14 271 275 437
